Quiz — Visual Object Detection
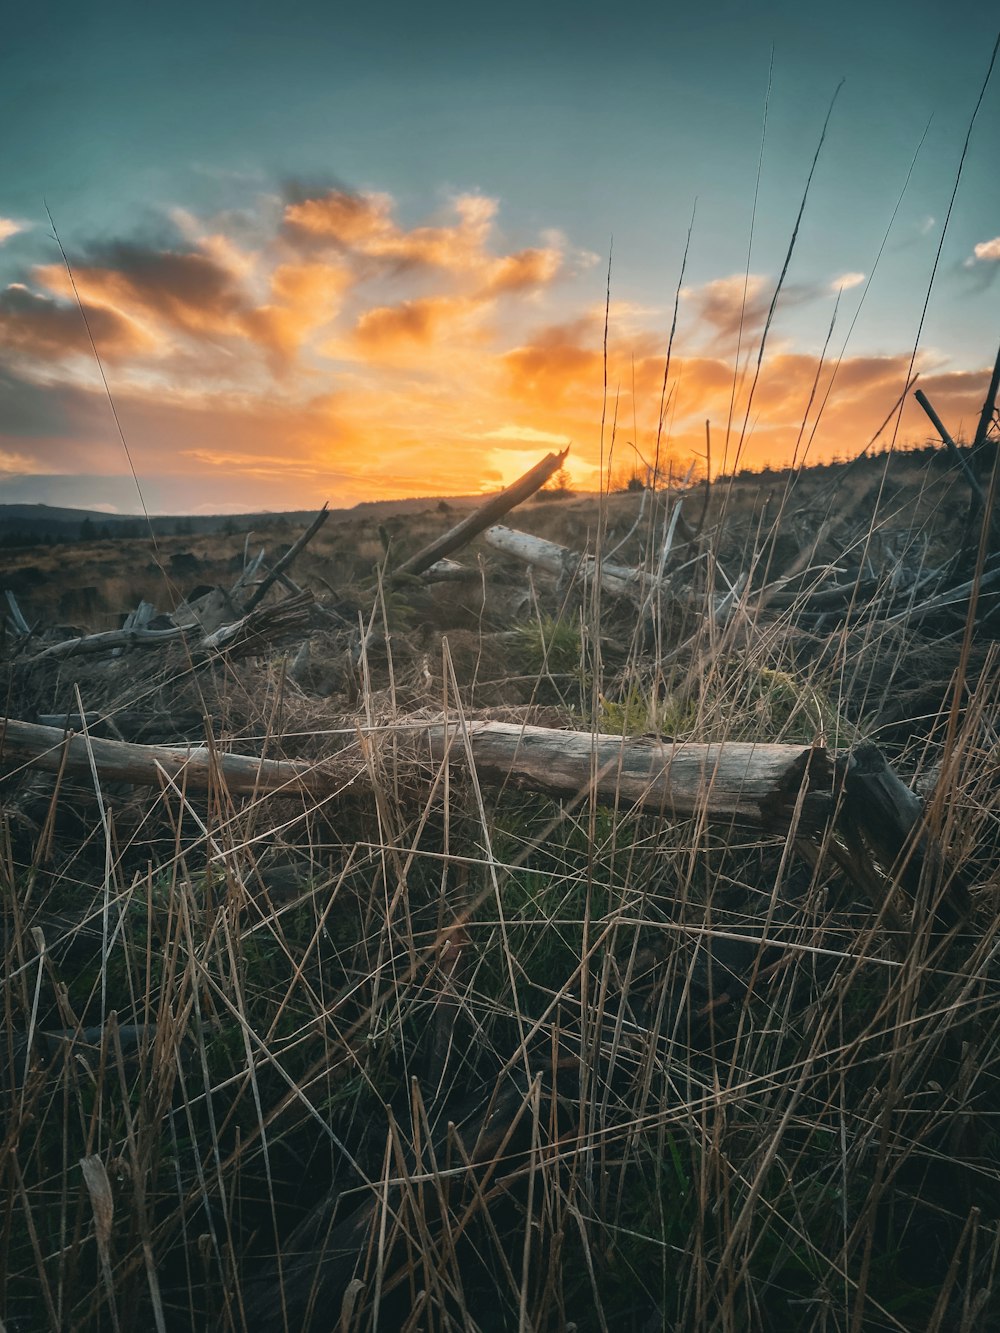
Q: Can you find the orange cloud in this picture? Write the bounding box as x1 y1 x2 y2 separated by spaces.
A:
36 242 252 349
482 247 562 294
354 296 457 348
504 318 603 404
284 190 496 273
0 284 150 360
284 188 562 298
1 188 991 510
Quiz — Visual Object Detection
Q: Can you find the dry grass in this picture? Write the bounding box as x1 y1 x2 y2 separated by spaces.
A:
3 450 1000 1332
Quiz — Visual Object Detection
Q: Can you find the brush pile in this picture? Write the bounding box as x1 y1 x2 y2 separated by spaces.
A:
2 441 1000 1332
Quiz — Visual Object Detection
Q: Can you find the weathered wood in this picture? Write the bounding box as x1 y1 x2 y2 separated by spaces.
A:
839 741 971 928
200 589 313 652
0 717 333 797
2 715 832 829
915 390 992 514
243 503 330 611
421 558 481 583
425 721 830 828
26 623 195 663
393 448 568 580
19 590 313 667
3 590 32 636
484 525 655 601
112 599 156 657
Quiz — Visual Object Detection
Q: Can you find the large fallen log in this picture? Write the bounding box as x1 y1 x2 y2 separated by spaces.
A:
425 722 831 827
1 715 831 830
392 448 568 580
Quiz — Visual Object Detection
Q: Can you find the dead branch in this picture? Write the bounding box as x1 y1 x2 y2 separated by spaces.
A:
242 503 330 611
392 448 568 580
484 524 657 601
2 714 830 829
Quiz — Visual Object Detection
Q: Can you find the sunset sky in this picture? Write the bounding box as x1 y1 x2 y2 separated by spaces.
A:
1 0 998 513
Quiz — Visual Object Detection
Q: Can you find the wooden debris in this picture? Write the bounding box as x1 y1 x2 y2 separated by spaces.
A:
17 590 313 667
3 589 33 637
0 716 334 798
243 502 330 611
24 623 195 664
1 714 832 831
484 524 657 601
839 741 971 929
392 447 568 580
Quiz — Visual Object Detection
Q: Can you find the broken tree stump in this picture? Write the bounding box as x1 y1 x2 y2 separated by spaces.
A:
838 741 971 929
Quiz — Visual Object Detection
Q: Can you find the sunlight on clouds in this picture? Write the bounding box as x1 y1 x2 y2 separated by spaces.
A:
478 424 572 445
0 447 45 474
971 237 1000 264
0 218 25 244
1 184 991 508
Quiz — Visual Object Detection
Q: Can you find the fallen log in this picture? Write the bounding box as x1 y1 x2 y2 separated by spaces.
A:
424 721 830 828
0 717 334 798
0 715 832 830
392 448 568 580
484 525 655 601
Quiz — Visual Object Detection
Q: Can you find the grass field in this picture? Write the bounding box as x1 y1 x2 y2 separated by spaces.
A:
3 444 1000 1331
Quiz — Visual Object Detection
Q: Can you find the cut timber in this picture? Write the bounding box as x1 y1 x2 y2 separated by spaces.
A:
392 448 568 580
424 721 830 829
1 715 831 830
484 525 657 602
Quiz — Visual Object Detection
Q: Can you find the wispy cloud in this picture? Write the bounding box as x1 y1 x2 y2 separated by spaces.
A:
831 272 865 292
478 424 572 445
0 218 26 245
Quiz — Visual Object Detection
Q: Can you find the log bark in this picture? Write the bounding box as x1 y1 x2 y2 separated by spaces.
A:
484 525 656 601
2 715 832 829
0 717 333 798
839 741 971 928
392 448 568 580
424 721 830 828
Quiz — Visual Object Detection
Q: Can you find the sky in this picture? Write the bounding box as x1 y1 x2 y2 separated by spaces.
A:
0 0 998 513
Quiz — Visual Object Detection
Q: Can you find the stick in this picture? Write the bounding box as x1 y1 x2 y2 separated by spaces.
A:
243 503 330 611
392 449 569 580
914 389 991 512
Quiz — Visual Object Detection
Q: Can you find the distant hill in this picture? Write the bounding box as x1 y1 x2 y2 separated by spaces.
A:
0 496 483 545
